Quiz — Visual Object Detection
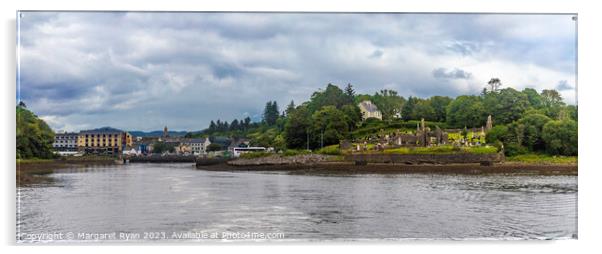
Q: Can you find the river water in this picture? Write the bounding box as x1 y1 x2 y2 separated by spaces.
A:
17 163 577 242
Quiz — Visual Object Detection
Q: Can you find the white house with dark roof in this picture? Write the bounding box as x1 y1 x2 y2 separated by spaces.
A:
358 100 382 120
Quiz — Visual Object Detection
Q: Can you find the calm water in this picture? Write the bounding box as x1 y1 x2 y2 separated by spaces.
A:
17 163 577 242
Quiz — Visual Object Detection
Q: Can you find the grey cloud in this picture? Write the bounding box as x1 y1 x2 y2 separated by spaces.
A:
432 68 473 80
18 12 576 131
556 80 574 91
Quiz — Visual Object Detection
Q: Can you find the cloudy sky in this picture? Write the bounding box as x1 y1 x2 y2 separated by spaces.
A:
17 12 577 132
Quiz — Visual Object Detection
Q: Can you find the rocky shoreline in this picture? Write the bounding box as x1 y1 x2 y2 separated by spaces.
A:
200 154 578 175
201 162 577 175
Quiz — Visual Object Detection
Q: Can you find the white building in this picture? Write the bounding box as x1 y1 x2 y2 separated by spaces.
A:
182 138 212 155
358 100 383 120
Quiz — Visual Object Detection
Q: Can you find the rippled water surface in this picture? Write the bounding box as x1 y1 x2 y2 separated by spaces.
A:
17 163 577 241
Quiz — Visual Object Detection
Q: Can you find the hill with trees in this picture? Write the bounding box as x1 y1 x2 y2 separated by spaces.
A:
16 102 56 159
187 79 577 157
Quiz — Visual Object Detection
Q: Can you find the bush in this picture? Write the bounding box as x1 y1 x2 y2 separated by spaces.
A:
486 125 509 144
504 142 528 156
316 144 341 155
542 119 578 156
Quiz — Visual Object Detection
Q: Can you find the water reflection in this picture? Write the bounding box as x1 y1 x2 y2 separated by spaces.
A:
17 163 577 241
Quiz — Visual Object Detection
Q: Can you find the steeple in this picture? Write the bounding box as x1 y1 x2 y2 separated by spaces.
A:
163 126 169 138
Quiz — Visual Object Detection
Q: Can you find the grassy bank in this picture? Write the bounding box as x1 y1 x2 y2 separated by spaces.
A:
382 145 497 155
506 154 577 165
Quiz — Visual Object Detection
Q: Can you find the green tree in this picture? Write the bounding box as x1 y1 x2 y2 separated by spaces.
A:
542 119 578 155
263 101 280 126
487 78 502 93
16 105 55 159
340 104 362 131
206 143 223 152
372 89 405 120
311 106 350 148
486 125 509 144
152 141 175 154
516 113 552 151
483 88 530 125
429 96 453 122
540 89 565 119
446 95 486 128
307 83 349 112
413 99 436 121
401 96 418 121
522 88 543 109
284 105 311 149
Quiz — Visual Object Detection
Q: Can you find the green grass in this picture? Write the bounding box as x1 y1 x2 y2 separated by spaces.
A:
16 158 56 164
239 151 272 159
316 145 342 155
506 154 577 164
382 145 497 155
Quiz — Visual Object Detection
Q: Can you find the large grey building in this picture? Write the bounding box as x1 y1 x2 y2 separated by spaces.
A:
53 132 79 152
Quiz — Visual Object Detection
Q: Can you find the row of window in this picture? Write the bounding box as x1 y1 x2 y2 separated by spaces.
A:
83 134 121 138
55 140 76 143
55 136 77 140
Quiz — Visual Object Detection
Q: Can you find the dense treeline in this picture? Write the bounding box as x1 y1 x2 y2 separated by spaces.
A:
191 79 577 156
16 102 56 159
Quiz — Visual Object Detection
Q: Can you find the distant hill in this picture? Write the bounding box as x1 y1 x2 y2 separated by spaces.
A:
128 130 189 138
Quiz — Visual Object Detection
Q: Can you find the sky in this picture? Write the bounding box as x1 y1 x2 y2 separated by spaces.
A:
17 12 577 132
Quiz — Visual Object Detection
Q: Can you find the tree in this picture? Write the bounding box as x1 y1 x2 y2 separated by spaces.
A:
284 105 311 149
16 106 55 159
208 121 216 132
243 117 252 129
522 88 543 109
344 83 356 104
483 88 530 125
152 141 175 154
487 78 502 93
311 106 349 147
540 89 565 119
413 99 436 121
263 101 280 126
230 119 240 131
285 100 296 117
446 95 486 128
206 143 223 152
542 119 578 155
341 104 362 131
516 113 552 151
429 96 453 122
372 89 405 120
486 125 509 144
307 83 350 112
401 96 418 121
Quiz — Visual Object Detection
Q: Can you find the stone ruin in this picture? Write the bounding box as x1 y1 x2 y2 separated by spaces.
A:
351 116 495 152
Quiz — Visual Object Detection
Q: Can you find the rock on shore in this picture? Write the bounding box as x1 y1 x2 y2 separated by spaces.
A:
228 154 336 166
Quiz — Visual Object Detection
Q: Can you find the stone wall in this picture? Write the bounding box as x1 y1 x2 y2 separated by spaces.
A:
345 153 504 165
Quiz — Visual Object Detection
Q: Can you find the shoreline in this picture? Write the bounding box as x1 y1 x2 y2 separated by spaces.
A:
16 158 118 186
198 161 577 175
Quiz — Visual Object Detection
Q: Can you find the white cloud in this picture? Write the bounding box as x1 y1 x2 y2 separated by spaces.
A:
18 12 577 131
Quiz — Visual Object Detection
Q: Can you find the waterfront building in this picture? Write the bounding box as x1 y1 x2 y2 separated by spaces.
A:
53 132 79 153
181 138 212 155
358 100 383 120
77 127 133 155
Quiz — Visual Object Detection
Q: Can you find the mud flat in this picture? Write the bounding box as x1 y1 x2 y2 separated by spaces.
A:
16 158 118 186
197 158 578 175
